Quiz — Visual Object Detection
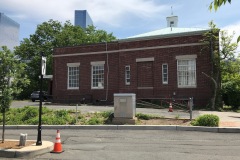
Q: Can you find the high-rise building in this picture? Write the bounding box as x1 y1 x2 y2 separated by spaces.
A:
74 10 93 28
0 13 20 50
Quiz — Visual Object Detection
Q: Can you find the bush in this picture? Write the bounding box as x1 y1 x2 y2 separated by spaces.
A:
87 117 103 125
136 113 152 120
191 114 219 127
222 81 240 109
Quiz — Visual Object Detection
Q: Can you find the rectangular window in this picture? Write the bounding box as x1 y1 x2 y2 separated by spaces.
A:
125 65 130 85
162 64 168 84
67 63 80 89
91 61 105 89
177 59 196 88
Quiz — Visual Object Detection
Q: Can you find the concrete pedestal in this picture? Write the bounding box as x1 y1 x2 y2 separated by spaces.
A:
113 93 136 125
112 117 136 125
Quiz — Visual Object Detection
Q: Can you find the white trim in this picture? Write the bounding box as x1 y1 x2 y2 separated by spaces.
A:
177 59 197 88
125 65 130 85
176 55 197 60
53 43 203 58
91 63 105 89
136 57 154 62
178 85 197 88
67 64 80 90
90 61 105 65
67 63 80 67
162 64 168 84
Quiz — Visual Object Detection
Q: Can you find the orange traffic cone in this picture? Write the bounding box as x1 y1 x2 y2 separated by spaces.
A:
168 102 173 112
51 130 63 153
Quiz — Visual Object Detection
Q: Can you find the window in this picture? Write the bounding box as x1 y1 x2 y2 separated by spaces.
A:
170 21 174 27
125 65 130 85
162 64 168 84
177 59 196 88
91 61 105 89
67 63 80 89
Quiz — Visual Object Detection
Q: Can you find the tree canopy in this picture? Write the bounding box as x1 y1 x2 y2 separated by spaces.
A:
209 0 240 43
14 20 116 99
0 46 29 141
209 0 231 11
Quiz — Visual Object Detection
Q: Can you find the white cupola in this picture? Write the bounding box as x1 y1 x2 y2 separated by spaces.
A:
166 15 178 27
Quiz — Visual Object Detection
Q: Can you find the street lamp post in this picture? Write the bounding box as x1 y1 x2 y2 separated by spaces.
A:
36 52 46 146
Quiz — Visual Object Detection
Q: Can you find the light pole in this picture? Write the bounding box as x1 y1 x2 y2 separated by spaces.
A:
36 52 46 146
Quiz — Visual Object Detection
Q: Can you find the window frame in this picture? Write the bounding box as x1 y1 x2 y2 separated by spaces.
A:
91 61 105 89
67 63 80 90
162 63 168 84
125 65 130 85
177 59 197 88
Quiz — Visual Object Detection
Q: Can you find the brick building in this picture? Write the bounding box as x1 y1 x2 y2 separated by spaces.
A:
52 16 218 107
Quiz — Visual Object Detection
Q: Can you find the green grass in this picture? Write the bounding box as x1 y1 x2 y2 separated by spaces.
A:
0 106 113 125
136 113 162 120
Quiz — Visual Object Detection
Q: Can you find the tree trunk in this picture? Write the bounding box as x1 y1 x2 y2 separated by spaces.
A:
202 72 217 110
2 108 5 143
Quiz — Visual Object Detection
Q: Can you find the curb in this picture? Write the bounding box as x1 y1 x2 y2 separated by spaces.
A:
1 125 240 133
0 140 53 158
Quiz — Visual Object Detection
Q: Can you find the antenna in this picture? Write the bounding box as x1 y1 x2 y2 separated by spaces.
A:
171 6 173 15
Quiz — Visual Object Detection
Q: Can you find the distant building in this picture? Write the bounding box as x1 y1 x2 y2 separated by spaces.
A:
74 10 93 28
0 13 20 50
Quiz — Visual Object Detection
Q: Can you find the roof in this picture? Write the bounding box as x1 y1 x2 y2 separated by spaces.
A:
121 27 210 42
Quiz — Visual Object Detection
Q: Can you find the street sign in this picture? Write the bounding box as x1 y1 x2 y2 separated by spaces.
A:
41 57 46 75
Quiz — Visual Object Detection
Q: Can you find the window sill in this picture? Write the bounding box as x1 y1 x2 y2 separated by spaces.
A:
91 87 104 90
67 88 79 90
178 85 197 88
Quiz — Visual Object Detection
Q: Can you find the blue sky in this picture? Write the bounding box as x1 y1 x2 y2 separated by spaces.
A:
0 0 239 53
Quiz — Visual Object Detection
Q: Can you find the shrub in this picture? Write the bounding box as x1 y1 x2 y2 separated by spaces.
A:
222 81 240 109
21 106 38 121
100 111 113 118
136 113 152 120
87 117 103 125
191 114 219 127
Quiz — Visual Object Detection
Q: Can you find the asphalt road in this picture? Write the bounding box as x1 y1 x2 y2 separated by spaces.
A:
4 129 240 160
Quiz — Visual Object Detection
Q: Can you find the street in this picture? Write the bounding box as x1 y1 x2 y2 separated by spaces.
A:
4 129 240 160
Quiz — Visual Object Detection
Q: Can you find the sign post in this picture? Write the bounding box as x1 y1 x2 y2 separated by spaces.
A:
36 53 46 146
189 97 193 121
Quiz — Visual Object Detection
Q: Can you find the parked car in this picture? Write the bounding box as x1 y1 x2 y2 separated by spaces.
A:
30 91 49 102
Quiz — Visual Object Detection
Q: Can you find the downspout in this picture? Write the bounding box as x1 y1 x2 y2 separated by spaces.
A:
105 42 109 101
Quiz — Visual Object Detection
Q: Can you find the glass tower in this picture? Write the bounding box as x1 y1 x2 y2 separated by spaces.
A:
74 10 93 28
0 13 20 51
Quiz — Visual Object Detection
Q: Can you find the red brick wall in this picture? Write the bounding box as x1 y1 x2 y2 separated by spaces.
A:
53 34 215 107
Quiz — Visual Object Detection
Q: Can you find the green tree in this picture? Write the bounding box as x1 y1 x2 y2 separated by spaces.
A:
201 22 239 109
220 30 239 108
209 0 240 43
14 20 116 99
0 46 29 142
201 21 221 109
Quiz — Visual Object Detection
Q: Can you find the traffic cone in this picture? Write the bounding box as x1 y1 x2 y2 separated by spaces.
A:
51 130 63 153
168 102 173 112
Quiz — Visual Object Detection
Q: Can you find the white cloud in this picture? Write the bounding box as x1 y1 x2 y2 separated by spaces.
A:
0 0 169 27
223 22 240 56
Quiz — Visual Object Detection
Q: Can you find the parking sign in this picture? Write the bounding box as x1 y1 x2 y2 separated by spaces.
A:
41 57 46 75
